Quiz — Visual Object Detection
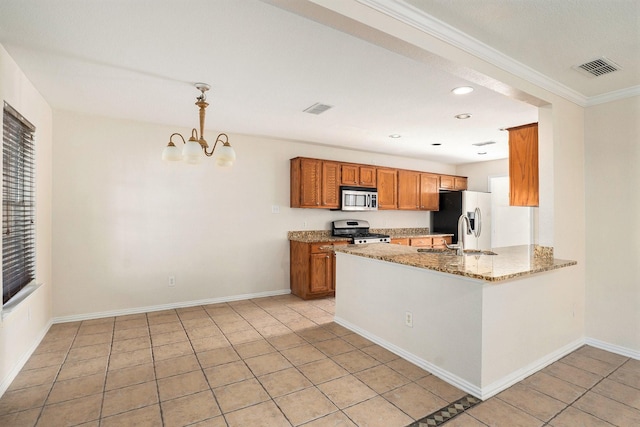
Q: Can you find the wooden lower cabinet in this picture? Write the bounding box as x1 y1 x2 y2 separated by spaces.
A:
409 236 452 248
390 238 409 246
432 236 452 248
290 241 348 299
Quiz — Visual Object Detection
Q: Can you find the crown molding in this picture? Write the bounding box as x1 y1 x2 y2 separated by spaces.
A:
356 0 637 107
584 85 640 107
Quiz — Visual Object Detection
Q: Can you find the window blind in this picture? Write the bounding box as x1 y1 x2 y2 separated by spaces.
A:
2 102 36 305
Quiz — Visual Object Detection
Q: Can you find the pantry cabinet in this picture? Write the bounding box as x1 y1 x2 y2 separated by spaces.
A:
341 164 377 187
508 123 539 207
290 240 349 299
290 157 340 209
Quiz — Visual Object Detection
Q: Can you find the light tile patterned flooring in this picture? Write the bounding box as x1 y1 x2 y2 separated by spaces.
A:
0 294 638 426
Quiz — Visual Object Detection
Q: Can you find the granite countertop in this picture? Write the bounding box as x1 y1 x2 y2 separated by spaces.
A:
331 243 577 282
288 228 452 243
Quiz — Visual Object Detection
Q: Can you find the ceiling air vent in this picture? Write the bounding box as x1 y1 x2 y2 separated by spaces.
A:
573 57 621 77
303 103 333 115
472 141 496 147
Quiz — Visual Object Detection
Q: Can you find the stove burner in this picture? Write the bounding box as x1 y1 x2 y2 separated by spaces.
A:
331 220 391 244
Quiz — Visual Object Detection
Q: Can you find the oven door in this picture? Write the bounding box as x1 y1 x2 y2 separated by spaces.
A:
341 188 378 211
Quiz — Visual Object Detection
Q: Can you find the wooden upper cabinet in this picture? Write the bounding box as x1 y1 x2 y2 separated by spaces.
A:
440 175 468 191
508 123 539 207
341 164 376 187
398 171 439 210
398 170 420 210
420 173 439 211
376 168 397 209
321 161 340 208
290 157 340 209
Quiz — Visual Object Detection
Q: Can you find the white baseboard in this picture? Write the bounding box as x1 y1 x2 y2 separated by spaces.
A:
0 319 53 398
334 316 483 398
53 289 291 324
479 338 584 399
585 337 640 360
335 315 588 400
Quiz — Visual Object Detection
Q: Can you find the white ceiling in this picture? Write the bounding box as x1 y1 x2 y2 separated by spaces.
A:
0 0 637 165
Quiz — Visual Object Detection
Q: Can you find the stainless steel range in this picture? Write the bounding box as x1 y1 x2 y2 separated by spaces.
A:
331 220 391 244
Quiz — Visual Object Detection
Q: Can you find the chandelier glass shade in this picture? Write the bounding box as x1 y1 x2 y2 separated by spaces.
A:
162 83 236 166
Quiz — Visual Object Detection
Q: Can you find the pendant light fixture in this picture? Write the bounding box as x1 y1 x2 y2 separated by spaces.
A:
162 83 236 166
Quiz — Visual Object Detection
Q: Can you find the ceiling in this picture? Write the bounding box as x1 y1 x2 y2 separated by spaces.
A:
0 0 637 165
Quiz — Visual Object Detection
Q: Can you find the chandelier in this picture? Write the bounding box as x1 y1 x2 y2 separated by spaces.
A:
161 83 236 166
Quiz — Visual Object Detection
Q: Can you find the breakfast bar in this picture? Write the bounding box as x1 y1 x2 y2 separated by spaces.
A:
332 243 578 400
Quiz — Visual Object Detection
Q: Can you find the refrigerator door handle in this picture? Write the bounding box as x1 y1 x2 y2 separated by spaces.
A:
474 207 482 238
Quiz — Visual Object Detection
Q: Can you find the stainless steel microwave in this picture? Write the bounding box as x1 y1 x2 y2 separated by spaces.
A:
340 186 378 211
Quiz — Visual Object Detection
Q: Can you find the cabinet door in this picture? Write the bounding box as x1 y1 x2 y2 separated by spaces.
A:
376 168 397 209
454 177 468 190
398 170 420 210
359 166 377 187
309 252 331 294
341 164 359 186
440 175 454 190
508 123 539 206
420 173 439 211
299 158 321 207
321 161 341 208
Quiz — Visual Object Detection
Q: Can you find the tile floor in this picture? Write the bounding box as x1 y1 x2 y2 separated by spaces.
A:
0 294 637 426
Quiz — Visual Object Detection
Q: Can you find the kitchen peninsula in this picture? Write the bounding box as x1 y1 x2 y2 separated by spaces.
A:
331 243 578 400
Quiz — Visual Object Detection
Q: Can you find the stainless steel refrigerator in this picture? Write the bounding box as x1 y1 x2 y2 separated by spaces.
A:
431 191 492 250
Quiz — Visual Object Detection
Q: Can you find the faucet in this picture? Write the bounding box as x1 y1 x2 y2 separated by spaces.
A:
445 214 470 256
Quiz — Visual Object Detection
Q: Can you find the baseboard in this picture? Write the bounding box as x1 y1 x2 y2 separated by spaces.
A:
585 337 640 360
334 316 483 398
334 316 589 400
53 289 291 324
0 319 53 398
479 338 585 400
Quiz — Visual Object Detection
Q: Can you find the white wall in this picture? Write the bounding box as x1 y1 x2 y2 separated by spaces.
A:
51 110 454 318
456 158 508 192
0 45 54 396
585 96 640 353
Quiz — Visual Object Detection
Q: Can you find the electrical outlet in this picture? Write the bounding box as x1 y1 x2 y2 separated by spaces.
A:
169 275 176 287
405 311 413 328
303 221 308 228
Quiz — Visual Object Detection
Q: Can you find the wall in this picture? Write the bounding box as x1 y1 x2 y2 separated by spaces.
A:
0 45 54 396
51 110 455 318
585 96 640 354
456 159 508 192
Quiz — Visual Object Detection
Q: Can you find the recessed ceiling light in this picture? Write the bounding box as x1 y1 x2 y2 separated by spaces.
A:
389 134 401 139
451 86 474 95
455 113 472 120
472 141 496 147
431 143 442 146
478 152 487 155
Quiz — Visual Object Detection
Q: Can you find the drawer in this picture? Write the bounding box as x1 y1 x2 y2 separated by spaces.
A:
432 236 452 248
409 238 433 247
310 241 348 253
391 238 409 246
